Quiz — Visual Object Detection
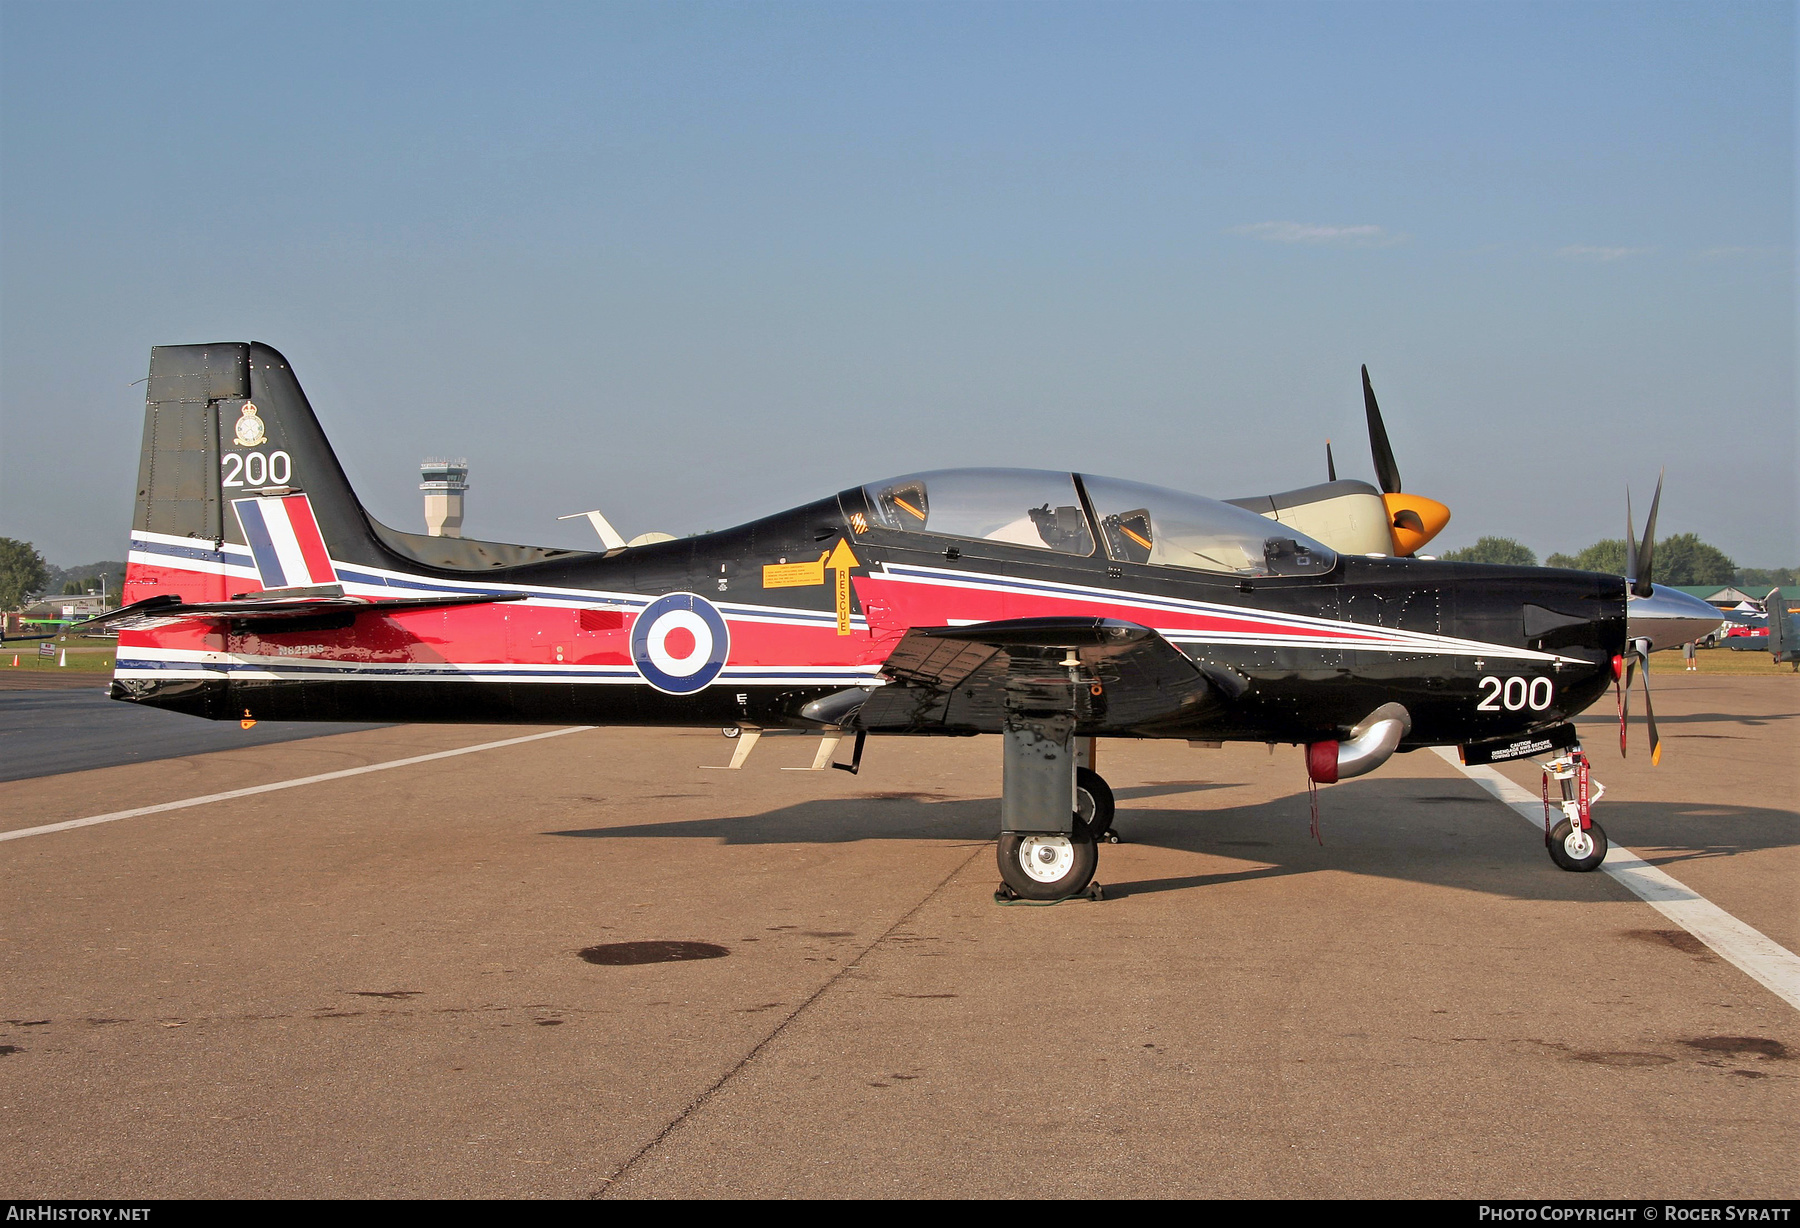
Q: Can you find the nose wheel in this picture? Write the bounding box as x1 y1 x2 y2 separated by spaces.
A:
1547 817 1608 872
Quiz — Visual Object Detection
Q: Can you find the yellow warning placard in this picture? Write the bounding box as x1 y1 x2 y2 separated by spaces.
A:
762 552 828 588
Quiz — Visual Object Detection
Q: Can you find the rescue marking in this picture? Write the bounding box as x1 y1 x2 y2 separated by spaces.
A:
1432 747 1800 1011
827 538 859 636
0 727 593 845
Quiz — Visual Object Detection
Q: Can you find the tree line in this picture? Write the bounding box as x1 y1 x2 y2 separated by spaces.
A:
0 538 125 611
1437 533 1759 587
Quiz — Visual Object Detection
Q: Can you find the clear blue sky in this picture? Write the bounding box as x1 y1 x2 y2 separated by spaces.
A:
2 1 1792 567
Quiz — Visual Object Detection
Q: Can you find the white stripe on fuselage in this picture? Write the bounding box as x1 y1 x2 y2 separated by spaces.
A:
873 562 1578 664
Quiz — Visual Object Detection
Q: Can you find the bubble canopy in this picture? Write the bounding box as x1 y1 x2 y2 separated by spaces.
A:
858 468 1338 578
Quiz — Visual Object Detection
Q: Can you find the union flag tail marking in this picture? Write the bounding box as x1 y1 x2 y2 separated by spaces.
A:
231 494 338 590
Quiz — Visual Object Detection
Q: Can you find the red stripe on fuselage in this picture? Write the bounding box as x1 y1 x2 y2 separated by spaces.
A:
117 559 892 670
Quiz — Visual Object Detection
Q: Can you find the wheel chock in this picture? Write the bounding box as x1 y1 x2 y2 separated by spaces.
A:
992 881 1105 906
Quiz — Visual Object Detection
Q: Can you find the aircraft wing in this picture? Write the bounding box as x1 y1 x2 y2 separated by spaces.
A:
74 588 526 632
857 616 1226 734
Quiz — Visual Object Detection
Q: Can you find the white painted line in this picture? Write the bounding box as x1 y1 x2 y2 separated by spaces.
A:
0 726 595 844
1432 746 1800 1011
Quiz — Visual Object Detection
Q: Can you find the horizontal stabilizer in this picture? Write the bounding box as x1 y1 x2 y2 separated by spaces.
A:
74 589 524 632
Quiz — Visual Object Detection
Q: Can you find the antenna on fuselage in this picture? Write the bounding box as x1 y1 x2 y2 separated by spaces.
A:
558 510 628 551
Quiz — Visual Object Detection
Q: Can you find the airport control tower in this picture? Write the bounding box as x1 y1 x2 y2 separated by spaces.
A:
420 459 469 538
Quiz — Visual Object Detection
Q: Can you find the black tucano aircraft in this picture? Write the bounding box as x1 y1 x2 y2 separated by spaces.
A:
90 343 1634 900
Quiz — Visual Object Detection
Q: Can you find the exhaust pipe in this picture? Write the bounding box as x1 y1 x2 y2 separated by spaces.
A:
1306 702 1412 784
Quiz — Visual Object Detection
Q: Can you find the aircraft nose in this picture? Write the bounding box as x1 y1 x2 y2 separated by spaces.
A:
1626 584 1726 652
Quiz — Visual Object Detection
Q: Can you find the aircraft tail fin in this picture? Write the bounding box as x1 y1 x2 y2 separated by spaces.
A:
125 343 586 609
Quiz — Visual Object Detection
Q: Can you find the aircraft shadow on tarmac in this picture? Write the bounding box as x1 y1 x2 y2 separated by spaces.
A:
1575 710 1798 729
546 778 1798 903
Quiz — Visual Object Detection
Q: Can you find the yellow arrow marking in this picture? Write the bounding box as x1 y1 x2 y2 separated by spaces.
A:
826 538 860 636
762 551 828 588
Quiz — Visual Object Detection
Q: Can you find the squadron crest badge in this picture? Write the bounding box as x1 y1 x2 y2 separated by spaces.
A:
234 403 267 448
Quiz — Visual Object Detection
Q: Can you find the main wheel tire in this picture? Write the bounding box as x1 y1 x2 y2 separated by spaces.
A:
1075 767 1115 841
998 831 1099 901
1547 817 1608 871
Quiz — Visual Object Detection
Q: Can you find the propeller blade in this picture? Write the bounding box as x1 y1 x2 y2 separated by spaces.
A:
1616 670 1628 757
1634 469 1664 599
1641 663 1661 766
1362 365 1402 494
1625 488 1639 593
1326 440 1337 482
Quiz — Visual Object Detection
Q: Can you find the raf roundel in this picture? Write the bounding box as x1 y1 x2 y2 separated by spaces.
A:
630 593 731 695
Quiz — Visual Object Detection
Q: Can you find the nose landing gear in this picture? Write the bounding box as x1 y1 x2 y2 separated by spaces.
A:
1540 750 1608 872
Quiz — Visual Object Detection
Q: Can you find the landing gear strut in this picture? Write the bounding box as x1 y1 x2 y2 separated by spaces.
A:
1540 750 1608 872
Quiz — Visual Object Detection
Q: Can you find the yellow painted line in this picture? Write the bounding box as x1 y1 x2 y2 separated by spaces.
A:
0 726 594 844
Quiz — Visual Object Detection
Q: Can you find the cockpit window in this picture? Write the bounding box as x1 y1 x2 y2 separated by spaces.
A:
862 469 1096 556
1081 474 1337 577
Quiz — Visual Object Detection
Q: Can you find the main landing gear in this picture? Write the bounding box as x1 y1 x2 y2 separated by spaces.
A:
995 718 1117 901
1540 750 1608 872
1075 766 1118 844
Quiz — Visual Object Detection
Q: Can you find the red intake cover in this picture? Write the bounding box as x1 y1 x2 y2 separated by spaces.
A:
1307 741 1339 785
